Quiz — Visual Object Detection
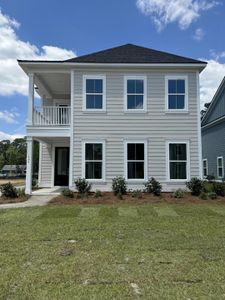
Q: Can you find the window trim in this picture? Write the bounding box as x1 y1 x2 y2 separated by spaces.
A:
124 140 148 182
202 159 208 178
124 75 147 112
82 140 106 182
217 156 224 179
82 75 106 112
165 75 188 112
166 140 190 182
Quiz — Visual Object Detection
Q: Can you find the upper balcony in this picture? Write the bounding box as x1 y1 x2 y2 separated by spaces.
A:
33 106 71 126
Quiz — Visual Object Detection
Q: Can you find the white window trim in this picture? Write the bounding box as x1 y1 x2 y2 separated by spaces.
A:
124 140 148 182
166 140 190 182
202 159 208 178
82 75 106 112
124 75 147 112
165 75 188 112
217 156 224 179
82 140 106 182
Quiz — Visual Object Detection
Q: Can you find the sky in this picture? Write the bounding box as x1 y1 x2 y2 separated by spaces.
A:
0 0 225 140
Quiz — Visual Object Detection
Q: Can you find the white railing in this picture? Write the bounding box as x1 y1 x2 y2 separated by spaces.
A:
33 106 71 126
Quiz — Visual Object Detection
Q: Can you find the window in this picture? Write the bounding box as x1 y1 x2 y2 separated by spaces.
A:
124 76 146 111
166 76 187 110
217 157 224 179
83 75 106 111
203 159 208 177
83 142 104 180
168 142 188 180
125 142 147 180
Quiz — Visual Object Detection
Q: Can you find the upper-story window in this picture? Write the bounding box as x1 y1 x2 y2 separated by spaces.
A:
124 76 147 111
83 75 106 111
166 76 188 111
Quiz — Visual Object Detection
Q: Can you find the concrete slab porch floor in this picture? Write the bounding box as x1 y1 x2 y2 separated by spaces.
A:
32 186 63 196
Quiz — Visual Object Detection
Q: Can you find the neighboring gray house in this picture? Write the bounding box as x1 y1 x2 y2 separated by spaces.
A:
18 44 206 194
202 77 225 180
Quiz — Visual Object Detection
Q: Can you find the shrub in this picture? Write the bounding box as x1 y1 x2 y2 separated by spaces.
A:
203 181 214 193
208 192 217 199
94 190 102 198
61 188 74 198
213 182 225 197
112 177 127 196
32 178 38 188
186 178 203 196
17 188 26 198
173 188 186 198
200 192 208 200
131 189 143 199
145 177 162 196
206 175 215 182
75 178 92 194
0 182 17 198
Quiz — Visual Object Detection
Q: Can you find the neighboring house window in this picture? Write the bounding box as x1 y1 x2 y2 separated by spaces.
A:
83 75 106 111
203 159 208 177
166 76 188 110
217 157 224 179
125 142 147 180
83 142 105 180
124 76 146 111
168 142 189 180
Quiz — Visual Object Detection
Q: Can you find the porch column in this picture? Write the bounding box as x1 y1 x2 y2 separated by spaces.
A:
25 137 33 195
27 73 34 126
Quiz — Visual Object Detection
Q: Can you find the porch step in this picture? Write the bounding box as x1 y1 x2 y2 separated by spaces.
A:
32 187 63 196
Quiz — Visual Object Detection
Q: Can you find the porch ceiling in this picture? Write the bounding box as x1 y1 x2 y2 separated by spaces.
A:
35 137 70 145
35 73 70 99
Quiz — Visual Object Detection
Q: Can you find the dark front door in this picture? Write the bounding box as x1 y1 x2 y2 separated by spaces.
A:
54 147 69 186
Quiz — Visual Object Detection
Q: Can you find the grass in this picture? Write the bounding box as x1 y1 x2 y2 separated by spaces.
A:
1 203 225 299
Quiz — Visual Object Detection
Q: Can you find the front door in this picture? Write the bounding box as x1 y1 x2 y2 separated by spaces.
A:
54 147 69 186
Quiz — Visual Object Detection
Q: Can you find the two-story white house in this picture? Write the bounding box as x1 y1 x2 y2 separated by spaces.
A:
18 44 206 195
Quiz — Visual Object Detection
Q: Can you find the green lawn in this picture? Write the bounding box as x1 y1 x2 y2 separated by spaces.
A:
1 203 225 299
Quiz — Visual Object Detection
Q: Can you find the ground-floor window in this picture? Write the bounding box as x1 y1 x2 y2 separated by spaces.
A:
83 142 104 180
168 142 188 180
125 142 146 180
217 156 224 179
203 159 208 177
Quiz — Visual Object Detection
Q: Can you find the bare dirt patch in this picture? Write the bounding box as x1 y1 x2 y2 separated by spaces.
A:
49 192 225 205
0 179 25 186
0 196 28 204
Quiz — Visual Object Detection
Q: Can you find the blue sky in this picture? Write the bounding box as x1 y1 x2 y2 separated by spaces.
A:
0 0 225 140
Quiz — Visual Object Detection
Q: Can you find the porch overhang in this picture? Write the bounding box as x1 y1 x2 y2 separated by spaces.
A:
26 126 71 138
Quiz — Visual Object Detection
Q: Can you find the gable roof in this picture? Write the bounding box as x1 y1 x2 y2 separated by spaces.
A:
18 43 206 65
201 77 225 127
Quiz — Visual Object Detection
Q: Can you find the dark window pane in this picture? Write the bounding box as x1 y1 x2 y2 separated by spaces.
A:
177 80 185 93
177 95 185 109
128 144 135 160
136 144 144 160
94 95 103 109
136 95 143 109
86 79 95 93
169 144 186 160
127 80 135 93
136 162 144 178
93 144 102 160
168 95 177 109
94 162 102 179
136 80 144 93
86 95 95 109
86 79 102 93
168 80 176 93
170 162 186 179
127 95 136 109
94 80 102 93
85 162 102 179
128 162 144 179
85 144 93 160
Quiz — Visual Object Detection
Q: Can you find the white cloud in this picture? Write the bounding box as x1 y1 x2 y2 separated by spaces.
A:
0 9 76 96
200 59 225 108
136 0 219 31
0 131 24 141
0 109 19 124
193 28 205 40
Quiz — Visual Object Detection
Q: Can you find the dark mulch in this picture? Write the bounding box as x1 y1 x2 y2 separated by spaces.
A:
0 196 28 204
49 192 225 205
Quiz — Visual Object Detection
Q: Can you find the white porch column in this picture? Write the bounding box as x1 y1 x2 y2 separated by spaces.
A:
69 70 74 189
25 137 33 195
27 73 34 126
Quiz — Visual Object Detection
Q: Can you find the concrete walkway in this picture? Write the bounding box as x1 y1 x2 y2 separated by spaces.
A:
0 195 54 209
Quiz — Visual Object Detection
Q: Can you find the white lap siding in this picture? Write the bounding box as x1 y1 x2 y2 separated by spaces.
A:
38 143 52 187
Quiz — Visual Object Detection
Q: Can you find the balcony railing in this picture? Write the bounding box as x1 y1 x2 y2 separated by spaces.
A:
33 106 71 126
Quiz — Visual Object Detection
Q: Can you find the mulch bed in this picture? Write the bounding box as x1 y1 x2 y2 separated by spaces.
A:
49 192 225 205
0 196 28 204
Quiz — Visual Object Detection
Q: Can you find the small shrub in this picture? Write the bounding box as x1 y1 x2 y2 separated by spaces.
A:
208 192 217 199
61 188 74 198
0 182 17 198
75 178 92 194
145 177 162 196
213 182 225 197
17 187 26 198
203 181 214 193
186 178 203 196
32 178 38 188
112 177 127 195
131 189 143 199
94 190 102 198
200 192 208 200
173 188 186 198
